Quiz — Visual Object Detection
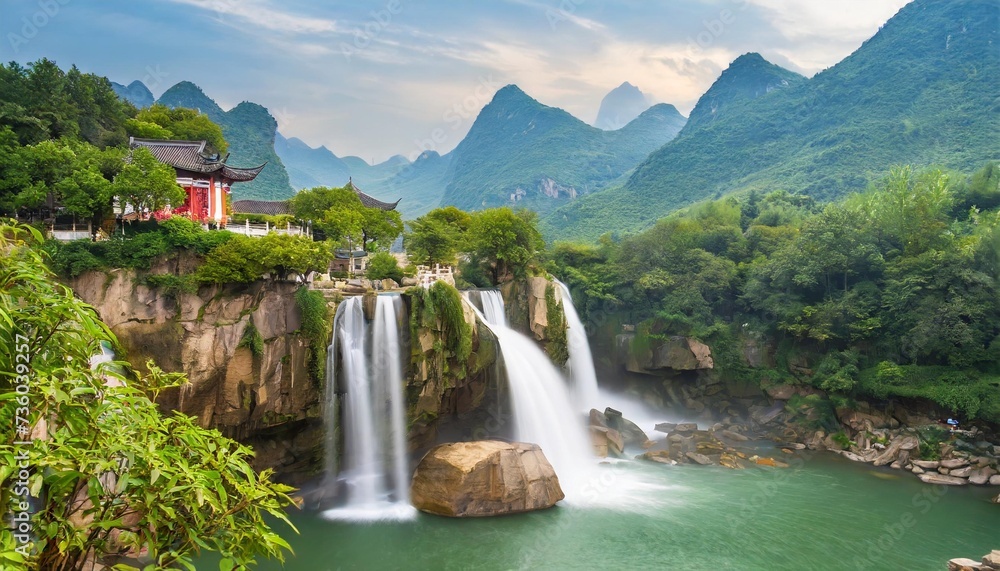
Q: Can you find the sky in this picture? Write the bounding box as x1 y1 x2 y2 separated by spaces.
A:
1 0 910 163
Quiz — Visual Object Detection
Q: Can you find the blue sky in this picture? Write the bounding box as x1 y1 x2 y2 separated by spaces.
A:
1 0 908 162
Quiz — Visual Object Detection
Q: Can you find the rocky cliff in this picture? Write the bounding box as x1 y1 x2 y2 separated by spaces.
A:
70 258 323 482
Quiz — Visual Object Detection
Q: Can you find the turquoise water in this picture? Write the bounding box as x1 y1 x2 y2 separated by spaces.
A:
231 452 998 571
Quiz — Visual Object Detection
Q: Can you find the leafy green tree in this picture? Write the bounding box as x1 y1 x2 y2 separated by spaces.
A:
359 205 403 252
404 206 472 265
113 146 184 215
0 223 296 570
289 185 401 251
128 104 228 154
367 252 404 282
257 233 331 281
467 207 544 285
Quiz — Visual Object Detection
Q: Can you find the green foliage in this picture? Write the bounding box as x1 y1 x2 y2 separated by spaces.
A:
239 322 265 357
0 222 296 570
404 206 471 266
197 233 331 284
295 286 331 380
366 252 403 283
0 59 131 148
114 146 185 215
143 273 198 296
557 163 1000 423
128 103 228 154
289 185 402 251
467 207 544 285
831 431 853 449
409 282 472 363
545 284 569 366
544 1 1000 241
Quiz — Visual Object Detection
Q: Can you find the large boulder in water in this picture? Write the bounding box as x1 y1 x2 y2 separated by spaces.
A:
410 441 564 517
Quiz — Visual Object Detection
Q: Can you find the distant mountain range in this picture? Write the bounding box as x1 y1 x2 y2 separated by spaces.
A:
439 85 686 215
543 0 1000 241
594 81 653 130
110 80 154 109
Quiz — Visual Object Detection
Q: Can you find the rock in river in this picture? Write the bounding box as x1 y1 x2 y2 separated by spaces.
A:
411 441 564 517
917 473 968 486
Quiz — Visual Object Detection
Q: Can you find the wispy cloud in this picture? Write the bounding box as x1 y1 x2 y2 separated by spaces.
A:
162 0 338 35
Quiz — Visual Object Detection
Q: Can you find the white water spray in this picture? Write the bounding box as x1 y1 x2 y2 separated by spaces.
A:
473 291 594 500
555 280 601 412
323 296 415 522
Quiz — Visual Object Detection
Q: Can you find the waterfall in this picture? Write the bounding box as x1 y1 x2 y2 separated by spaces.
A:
474 291 594 501
554 281 684 438
555 280 600 413
323 296 415 522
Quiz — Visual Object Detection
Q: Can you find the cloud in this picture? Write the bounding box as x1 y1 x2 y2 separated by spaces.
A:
162 0 338 35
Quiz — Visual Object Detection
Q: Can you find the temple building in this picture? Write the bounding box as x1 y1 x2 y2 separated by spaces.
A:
129 137 265 225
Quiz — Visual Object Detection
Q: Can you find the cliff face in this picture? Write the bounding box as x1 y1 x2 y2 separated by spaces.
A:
69 266 567 481
70 258 324 482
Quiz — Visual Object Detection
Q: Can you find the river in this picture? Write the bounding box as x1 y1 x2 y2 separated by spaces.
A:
225 449 997 570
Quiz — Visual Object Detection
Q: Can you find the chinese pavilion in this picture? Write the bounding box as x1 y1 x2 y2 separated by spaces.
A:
129 137 266 225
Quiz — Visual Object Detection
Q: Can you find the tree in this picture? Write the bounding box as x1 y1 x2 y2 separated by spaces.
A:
404 206 471 266
0 223 296 570
128 104 228 154
289 185 402 251
359 206 403 252
366 251 404 282
112 146 184 215
468 207 544 285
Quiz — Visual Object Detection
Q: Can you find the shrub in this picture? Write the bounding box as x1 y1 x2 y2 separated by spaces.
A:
367 251 403 282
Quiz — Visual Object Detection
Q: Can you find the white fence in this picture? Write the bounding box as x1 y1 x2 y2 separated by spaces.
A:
416 264 455 287
50 223 92 241
224 220 309 238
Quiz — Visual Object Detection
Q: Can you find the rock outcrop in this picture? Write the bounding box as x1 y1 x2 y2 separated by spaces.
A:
617 333 714 374
948 550 1000 571
410 441 564 517
70 263 324 481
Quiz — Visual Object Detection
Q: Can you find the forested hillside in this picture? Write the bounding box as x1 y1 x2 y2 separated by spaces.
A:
551 163 1000 423
544 0 1000 241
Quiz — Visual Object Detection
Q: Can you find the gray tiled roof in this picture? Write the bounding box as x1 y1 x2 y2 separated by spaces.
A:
129 138 265 182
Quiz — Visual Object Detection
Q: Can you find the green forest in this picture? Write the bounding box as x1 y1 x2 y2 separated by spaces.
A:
548 163 1000 423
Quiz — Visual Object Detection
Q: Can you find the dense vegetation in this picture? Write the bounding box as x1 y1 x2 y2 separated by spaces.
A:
549 164 1000 424
440 85 686 216
288 185 403 252
0 223 296 570
404 205 544 287
0 59 242 226
544 0 1000 241
45 216 333 287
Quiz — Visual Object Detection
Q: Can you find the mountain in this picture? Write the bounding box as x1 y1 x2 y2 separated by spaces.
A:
274 135 448 219
681 53 805 134
156 82 293 201
371 151 453 219
543 0 1000 242
111 80 155 109
594 81 652 130
274 132 351 190
439 85 686 215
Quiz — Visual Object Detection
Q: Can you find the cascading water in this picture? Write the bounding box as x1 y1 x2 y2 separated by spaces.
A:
322 296 415 521
473 291 594 500
554 280 600 413
555 281 686 437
